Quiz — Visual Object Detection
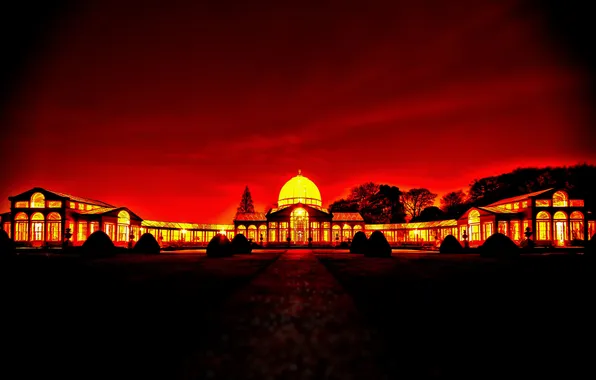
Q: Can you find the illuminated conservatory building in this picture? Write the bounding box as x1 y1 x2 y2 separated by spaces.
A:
1 172 593 248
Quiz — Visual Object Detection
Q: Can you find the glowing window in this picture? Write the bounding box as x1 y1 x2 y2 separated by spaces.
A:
31 212 44 221
118 210 131 225
553 211 566 220
468 210 480 224
354 225 363 231
78 203 85 210
237 225 246 235
30 212 44 241
15 212 29 241
570 211 583 219
513 203 520 210
552 191 568 207
69 202 76 209
78 222 88 241
522 201 528 208
30 193 45 208
48 201 62 208
505 203 512 210
86 204 93 211
46 212 62 242
15 201 28 208
570 200 584 207
16 212 28 221
483 222 493 239
536 200 550 207
536 211 550 220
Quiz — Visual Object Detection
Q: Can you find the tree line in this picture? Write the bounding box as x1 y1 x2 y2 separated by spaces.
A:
328 163 596 224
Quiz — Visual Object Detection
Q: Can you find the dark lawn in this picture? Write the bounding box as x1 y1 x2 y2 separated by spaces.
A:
1 250 282 380
317 251 596 378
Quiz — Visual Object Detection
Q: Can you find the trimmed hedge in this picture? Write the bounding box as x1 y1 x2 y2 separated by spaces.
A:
439 235 462 254
0 229 16 257
81 231 115 257
350 231 368 254
365 230 392 257
480 233 519 258
231 233 252 254
133 233 161 254
207 234 233 257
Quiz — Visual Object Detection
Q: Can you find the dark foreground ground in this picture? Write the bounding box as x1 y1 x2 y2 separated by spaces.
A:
2 249 595 379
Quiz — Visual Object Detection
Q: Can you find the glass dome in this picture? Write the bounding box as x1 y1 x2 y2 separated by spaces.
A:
278 170 322 208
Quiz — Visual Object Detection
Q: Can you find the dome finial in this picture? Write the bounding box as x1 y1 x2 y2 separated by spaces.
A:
298 169 301 175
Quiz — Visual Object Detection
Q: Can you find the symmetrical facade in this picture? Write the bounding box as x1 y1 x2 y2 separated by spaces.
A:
1 172 593 248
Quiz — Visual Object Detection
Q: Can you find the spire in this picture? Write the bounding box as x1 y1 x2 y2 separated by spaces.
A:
298 169 302 175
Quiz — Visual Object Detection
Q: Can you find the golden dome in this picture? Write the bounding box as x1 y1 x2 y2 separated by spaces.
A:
278 170 322 208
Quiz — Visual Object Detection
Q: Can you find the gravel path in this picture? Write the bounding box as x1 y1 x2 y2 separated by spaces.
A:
179 250 386 380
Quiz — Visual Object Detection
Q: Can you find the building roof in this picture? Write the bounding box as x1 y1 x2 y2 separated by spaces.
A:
486 188 554 207
141 220 235 230
234 212 267 221
478 206 521 214
79 207 119 215
278 170 322 208
366 219 457 230
44 188 116 208
332 212 364 221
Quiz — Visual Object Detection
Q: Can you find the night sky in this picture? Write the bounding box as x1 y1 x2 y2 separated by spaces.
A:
1 0 595 223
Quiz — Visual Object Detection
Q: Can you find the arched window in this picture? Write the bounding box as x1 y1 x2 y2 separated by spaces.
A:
570 211 584 240
553 211 566 220
46 212 62 241
30 192 45 208
247 225 257 241
15 212 29 241
30 212 45 241
553 211 568 244
468 210 480 224
290 208 309 243
117 210 131 242
237 225 246 235
342 224 352 241
552 191 569 207
258 225 267 242
536 211 551 240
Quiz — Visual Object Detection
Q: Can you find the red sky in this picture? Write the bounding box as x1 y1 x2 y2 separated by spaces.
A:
1 0 595 223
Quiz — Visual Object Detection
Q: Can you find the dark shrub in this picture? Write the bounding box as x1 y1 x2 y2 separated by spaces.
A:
339 241 349 249
133 233 161 254
0 229 16 257
439 235 462 254
81 231 115 257
365 230 392 257
207 234 233 257
480 233 519 258
231 233 252 254
350 231 368 254
520 239 535 249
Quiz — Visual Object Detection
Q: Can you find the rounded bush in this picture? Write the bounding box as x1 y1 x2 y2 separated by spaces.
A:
231 233 252 254
133 233 161 254
480 233 519 258
206 234 233 257
365 230 392 257
81 230 115 257
0 229 16 257
439 235 462 254
350 231 368 254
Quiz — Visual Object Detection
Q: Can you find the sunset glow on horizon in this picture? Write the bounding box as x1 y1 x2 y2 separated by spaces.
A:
1 0 594 224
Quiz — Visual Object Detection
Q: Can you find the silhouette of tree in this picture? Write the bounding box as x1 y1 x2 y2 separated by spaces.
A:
236 186 255 214
329 182 406 224
411 206 445 222
440 190 469 219
402 188 437 220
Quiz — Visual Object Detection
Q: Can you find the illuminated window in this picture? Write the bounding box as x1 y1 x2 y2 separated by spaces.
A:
468 210 480 224
469 224 480 241
589 221 595 239
77 222 88 241
117 210 130 241
513 202 520 210
248 225 257 241
104 223 115 241
78 203 85 211
510 220 521 241
30 193 45 208
31 212 44 241
483 222 493 239
498 221 508 236
505 203 512 210
90 222 99 235
15 212 28 241
342 224 352 241
570 200 584 207
536 200 550 207
570 211 584 240
290 208 309 243
15 201 28 208
69 202 76 209
552 191 568 207
522 201 528 208
237 225 246 235
322 222 330 242
48 201 62 208
46 212 61 241
536 211 551 240
86 204 93 211
258 225 267 242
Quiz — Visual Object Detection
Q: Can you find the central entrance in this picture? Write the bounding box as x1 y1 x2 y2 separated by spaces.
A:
291 208 309 244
